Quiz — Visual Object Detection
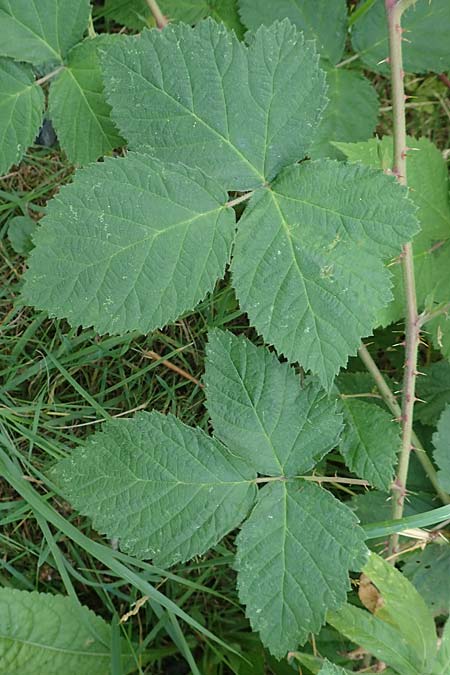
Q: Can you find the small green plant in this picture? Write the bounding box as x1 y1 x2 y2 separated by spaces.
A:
1 0 450 671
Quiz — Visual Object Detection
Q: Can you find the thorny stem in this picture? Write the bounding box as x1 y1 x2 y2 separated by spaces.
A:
253 475 370 487
420 301 450 327
385 0 422 555
145 0 168 28
358 344 450 506
226 191 254 208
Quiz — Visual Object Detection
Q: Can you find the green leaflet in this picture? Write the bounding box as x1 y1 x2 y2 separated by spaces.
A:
22 154 235 335
238 0 348 65
403 543 450 616
328 554 437 675
309 67 379 159
48 36 124 165
338 398 399 490
352 0 450 74
318 662 352 675
7 215 37 254
102 19 327 190
433 405 450 493
235 480 367 659
0 588 133 675
416 361 450 426
53 411 256 565
0 0 90 65
0 59 44 174
232 160 418 388
336 136 450 333
205 330 343 476
104 0 244 35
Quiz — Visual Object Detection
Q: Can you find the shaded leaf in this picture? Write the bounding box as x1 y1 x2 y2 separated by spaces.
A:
403 543 450 616
352 0 450 74
49 36 124 165
232 159 418 387
0 59 44 174
235 480 367 658
205 330 342 476
416 361 450 426
53 411 256 565
433 405 450 493
433 618 450 674
238 0 348 65
103 19 327 190
310 68 379 159
7 215 37 254
0 587 133 675
0 0 90 65
338 398 399 490
22 154 235 334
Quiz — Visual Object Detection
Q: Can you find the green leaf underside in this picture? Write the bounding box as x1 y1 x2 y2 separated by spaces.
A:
0 59 44 174
328 603 425 675
310 68 379 159
339 398 399 490
433 405 450 493
416 361 450 426
22 154 235 335
235 480 367 658
238 0 348 65
104 0 244 35
49 36 124 165
352 0 450 74
362 554 437 672
0 588 132 675
7 215 37 254
232 160 418 388
0 0 90 65
205 329 342 475
103 19 327 190
403 544 450 615
336 136 450 328
53 411 256 565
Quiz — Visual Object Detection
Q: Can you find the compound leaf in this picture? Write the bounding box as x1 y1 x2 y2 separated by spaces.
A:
336 136 450 328
309 68 379 159
0 587 133 675
49 36 124 165
22 153 235 334
103 19 327 190
232 160 418 388
235 480 367 658
0 59 44 174
433 405 450 493
339 398 399 490
53 411 256 566
238 0 348 65
352 0 450 74
205 329 343 476
0 0 90 65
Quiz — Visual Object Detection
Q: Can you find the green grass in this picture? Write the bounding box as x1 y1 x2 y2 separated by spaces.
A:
1 62 449 673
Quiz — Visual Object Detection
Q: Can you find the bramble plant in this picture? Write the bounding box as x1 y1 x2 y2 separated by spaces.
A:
1 0 450 672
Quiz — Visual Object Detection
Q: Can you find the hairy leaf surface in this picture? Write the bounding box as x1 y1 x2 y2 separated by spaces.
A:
205 330 342 475
310 68 379 159
0 588 132 675
235 480 367 658
0 59 44 174
238 0 348 65
352 0 450 74
232 160 418 387
433 405 450 493
49 36 124 165
339 398 399 490
337 135 450 352
22 154 235 334
53 411 256 565
103 19 327 189
0 0 90 65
